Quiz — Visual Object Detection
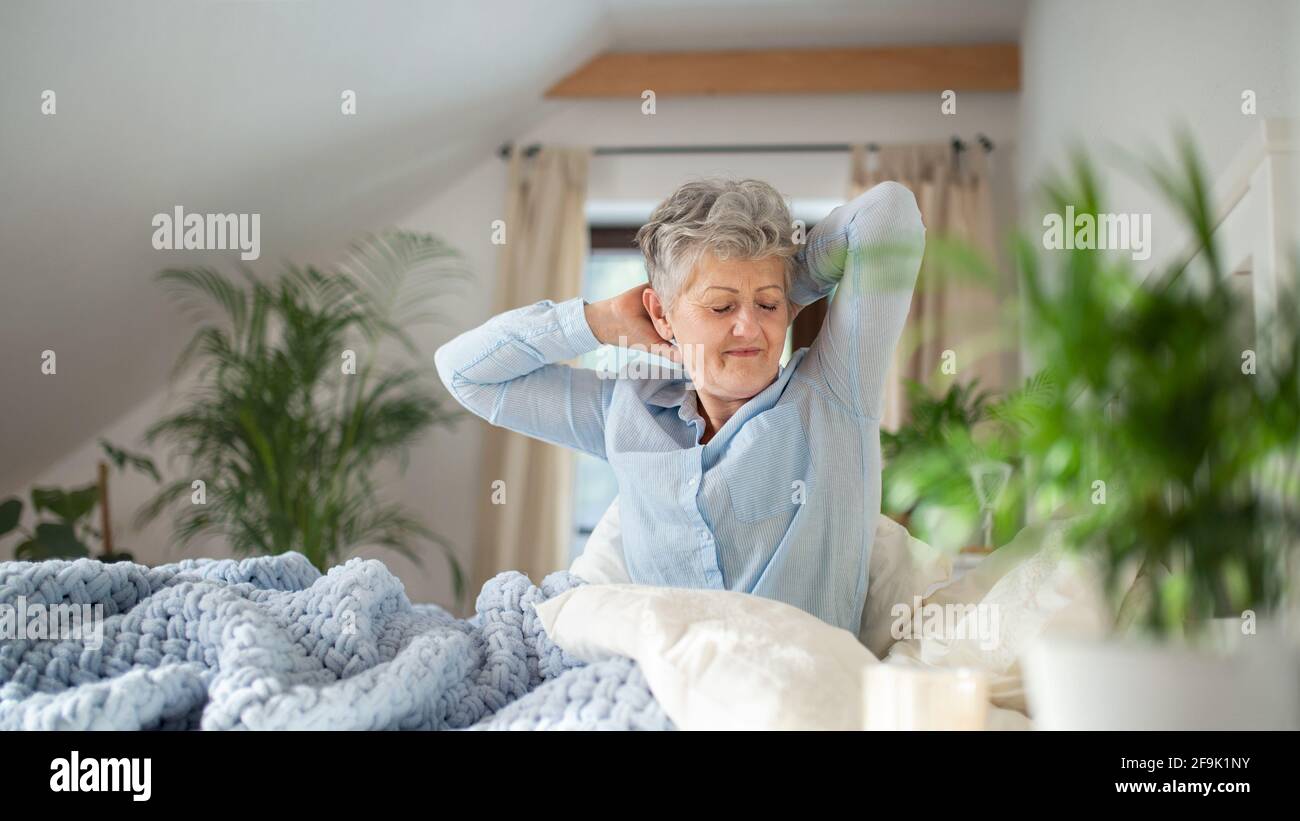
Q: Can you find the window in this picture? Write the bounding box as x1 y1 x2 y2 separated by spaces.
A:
569 243 648 563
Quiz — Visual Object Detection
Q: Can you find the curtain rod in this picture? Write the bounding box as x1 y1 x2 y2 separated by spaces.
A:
497 134 994 160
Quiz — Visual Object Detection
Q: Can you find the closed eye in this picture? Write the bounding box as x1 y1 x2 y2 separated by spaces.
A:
710 304 781 314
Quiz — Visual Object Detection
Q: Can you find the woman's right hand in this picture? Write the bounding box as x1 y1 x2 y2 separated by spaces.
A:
584 284 683 363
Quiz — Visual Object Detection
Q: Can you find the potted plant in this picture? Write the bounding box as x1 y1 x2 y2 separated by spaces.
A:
993 136 1300 729
0 440 159 562
134 231 472 608
881 372 1053 557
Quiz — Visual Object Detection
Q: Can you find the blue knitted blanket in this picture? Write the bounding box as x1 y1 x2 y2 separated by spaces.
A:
0 552 674 730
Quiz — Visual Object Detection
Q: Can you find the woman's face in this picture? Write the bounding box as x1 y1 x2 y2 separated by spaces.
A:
664 250 792 403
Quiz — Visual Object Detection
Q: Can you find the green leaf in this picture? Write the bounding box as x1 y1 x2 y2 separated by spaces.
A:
0 498 22 537
31 484 100 523
28 522 90 559
31 485 100 523
30 487 62 515
99 439 162 483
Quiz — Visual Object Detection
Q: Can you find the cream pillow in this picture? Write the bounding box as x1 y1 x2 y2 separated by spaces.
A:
568 497 951 658
534 582 875 730
882 513 1111 716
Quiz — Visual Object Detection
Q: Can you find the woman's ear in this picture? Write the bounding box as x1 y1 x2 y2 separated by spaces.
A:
642 286 674 343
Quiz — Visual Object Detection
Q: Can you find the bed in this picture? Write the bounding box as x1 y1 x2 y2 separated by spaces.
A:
0 498 1106 730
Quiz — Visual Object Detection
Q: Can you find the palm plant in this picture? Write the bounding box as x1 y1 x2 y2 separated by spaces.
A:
941 133 1300 637
137 231 470 605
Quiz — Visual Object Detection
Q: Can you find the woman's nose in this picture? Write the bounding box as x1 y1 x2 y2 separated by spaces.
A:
731 306 764 337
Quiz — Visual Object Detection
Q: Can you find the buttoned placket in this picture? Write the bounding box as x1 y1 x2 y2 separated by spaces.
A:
673 389 724 588
680 446 723 588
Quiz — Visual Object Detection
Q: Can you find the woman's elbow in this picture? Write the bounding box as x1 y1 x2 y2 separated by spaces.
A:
433 341 463 401
846 183 925 274
867 180 925 236
434 343 498 424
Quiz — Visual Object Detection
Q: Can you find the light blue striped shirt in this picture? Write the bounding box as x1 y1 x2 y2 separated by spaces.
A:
435 181 925 633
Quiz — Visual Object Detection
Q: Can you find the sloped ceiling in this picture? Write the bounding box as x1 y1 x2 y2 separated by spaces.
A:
0 0 1026 495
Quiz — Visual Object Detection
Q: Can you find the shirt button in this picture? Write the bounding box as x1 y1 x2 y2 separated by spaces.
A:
687 477 697 487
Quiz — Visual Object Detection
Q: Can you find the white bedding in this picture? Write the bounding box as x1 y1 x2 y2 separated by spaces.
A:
552 501 1110 730
570 498 954 658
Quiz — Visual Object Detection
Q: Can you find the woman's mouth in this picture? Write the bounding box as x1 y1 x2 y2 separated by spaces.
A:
724 348 762 357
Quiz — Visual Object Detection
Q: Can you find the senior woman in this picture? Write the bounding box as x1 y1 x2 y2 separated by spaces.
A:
434 178 925 633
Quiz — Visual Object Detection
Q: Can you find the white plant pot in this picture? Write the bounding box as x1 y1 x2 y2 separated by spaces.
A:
1022 621 1300 730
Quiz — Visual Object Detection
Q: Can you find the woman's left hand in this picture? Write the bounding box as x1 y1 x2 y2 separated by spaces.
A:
585 284 683 363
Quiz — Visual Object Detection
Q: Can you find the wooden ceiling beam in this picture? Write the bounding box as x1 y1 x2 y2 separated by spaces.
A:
545 44 1020 98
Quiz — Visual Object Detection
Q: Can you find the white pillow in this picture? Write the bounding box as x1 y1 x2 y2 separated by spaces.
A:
568 497 951 658
863 514 952 657
883 513 1112 716
568 496 630 586
534 582 875 730
558 506 1105 730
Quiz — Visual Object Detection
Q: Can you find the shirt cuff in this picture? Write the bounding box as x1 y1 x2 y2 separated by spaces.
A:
555 295 602 356
789 237 842 305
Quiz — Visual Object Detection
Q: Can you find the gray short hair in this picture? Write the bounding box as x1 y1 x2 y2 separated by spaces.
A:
634 178 798 313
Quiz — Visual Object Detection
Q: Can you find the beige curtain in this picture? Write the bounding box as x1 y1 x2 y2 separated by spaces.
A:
849 142 1015 430
472 146 591 598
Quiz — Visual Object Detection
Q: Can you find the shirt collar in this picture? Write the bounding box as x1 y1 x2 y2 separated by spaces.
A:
641 350 808 419
642 379 703 425
642 355 804 432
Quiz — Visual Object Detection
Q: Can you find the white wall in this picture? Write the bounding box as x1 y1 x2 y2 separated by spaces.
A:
0 0 613 500
1019 0 1300 269
6 92 1020 614
1014 0 1300 522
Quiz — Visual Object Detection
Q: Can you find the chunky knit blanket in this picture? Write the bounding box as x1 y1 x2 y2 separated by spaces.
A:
0 552 674 730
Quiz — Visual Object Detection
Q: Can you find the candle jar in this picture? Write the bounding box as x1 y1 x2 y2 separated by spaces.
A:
863 663 990 730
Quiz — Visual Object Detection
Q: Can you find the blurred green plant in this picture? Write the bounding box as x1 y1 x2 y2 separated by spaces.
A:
0 440 158 562
101 439 162 483
881 372 1053 552
136 231 471 607
925 131 1300 637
